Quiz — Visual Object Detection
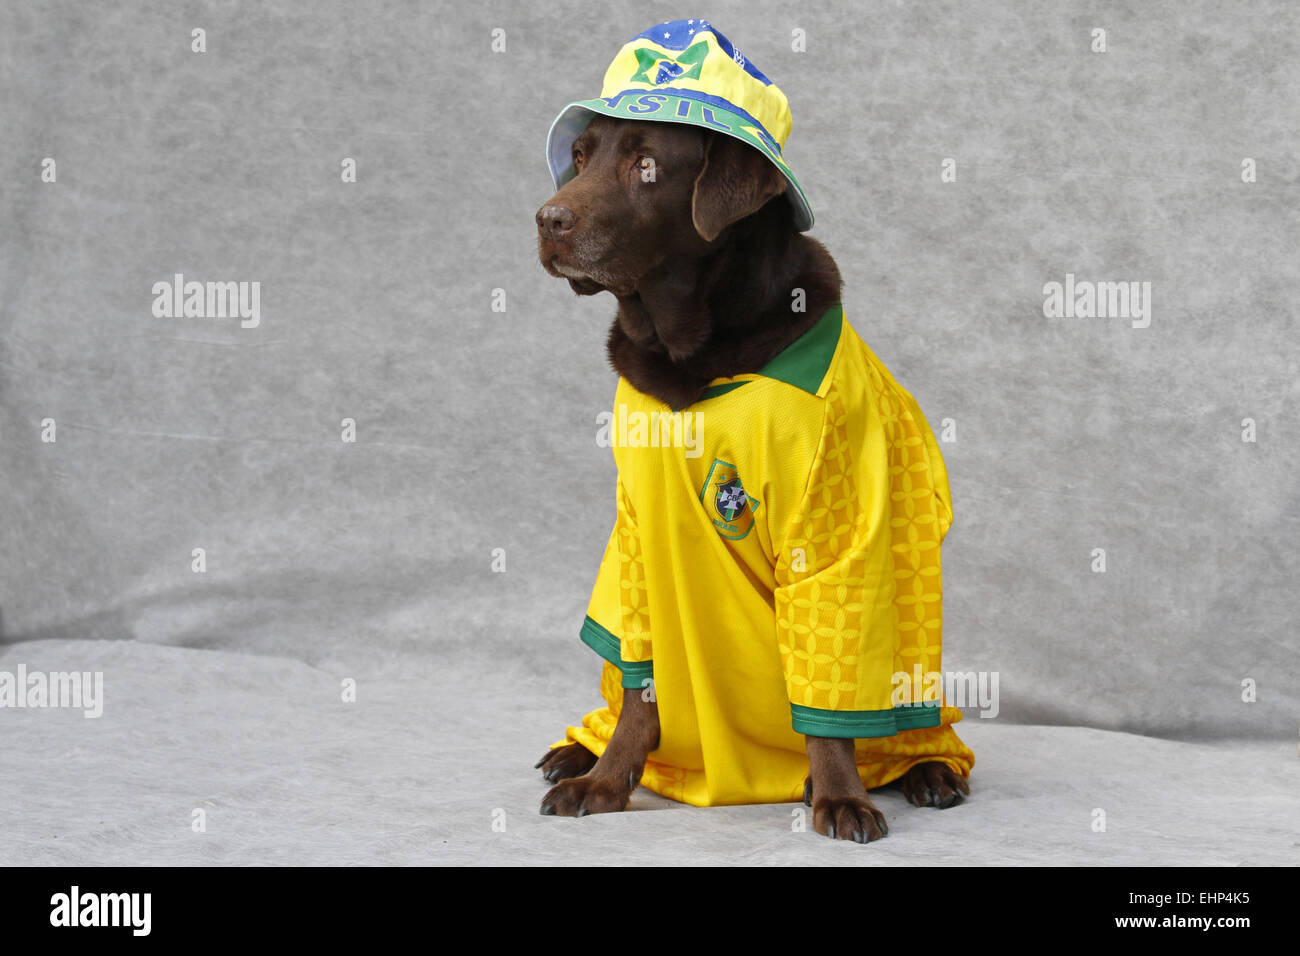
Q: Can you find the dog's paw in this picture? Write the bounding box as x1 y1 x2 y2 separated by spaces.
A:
539 773 632 817
900 761 970 809
809 793 889 843
534 743 598 783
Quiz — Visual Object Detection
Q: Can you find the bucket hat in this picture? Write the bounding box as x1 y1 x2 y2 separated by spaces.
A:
545 19 814 232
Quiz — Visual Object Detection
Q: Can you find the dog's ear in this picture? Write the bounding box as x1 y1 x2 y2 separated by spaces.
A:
691 133 788 242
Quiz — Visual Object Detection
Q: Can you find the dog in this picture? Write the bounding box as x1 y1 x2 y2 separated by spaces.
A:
533 21 973 842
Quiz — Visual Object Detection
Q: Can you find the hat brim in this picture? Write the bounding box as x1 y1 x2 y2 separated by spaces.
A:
545 93 814 232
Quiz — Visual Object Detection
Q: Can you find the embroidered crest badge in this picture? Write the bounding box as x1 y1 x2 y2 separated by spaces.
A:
700 459 760 540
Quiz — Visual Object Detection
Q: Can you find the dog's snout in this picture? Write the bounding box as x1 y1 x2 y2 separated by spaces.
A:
536 203 576 239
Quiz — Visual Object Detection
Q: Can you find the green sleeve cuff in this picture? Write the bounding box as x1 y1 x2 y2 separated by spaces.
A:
579 616 654 690
791 701 941 738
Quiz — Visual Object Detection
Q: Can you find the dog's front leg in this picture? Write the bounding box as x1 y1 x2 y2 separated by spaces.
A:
803 736 889 843
540 689 660 817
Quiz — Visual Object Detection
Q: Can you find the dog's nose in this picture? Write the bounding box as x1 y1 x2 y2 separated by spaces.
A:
536 203 576 239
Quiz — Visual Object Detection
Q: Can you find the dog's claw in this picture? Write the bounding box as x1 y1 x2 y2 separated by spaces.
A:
900 761 970 810
811 796 889 843
540 773 634 818
535 743 599 785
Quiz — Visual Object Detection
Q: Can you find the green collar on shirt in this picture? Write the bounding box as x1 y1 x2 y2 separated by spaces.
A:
697 301 843 403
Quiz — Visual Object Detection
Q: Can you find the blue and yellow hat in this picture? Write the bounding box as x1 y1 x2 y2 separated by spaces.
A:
545 19 814 231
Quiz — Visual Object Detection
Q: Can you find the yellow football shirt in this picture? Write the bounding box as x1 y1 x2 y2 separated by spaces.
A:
553 302 974 807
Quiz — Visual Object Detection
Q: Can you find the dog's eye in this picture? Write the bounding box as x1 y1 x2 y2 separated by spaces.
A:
636 156 657 179
572 150 584 169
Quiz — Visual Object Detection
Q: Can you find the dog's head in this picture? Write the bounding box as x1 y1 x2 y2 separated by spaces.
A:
536 116 788 298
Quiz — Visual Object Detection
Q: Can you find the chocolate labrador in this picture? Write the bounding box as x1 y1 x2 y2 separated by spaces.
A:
533 115 969 842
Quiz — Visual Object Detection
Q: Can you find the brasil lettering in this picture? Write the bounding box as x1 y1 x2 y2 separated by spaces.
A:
597 91 787 167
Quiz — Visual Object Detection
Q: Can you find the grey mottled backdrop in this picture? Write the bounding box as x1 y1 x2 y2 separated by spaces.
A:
1 1 1297 865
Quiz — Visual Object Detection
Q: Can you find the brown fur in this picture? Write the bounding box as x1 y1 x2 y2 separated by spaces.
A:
537 116 843 409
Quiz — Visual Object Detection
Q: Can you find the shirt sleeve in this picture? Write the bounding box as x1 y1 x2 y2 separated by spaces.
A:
579 478 654 691
772 382 947 738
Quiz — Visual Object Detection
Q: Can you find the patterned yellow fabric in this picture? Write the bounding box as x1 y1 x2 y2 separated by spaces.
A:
774 370 951 715
615 481 652 664
555 304 973 807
